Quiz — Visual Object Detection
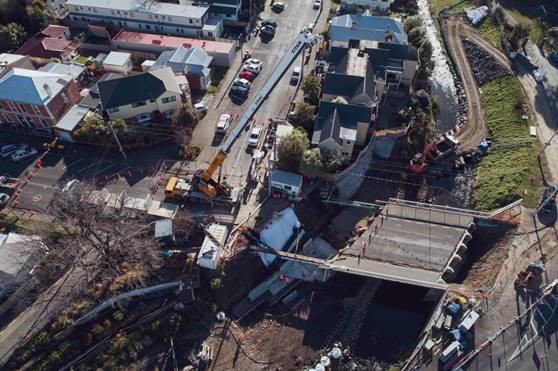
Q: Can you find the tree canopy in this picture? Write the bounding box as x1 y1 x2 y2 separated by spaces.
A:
277 128 309 172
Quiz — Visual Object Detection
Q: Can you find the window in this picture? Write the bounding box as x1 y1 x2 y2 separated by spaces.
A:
117 10 121 14
176 27 180 33
189 19 193 24
146 24 151 30
136 112 151 122
111 10 115 15
208 32 213 37
164 109 175 118
342 152 349 156
32 105 41 115
107 107 120 113
87 7 91 11
162 96 176 104
131 101 147 108
8 101 17 112
17 103 26 113
40 119 49 127
283 185 292 191
346 140 351 144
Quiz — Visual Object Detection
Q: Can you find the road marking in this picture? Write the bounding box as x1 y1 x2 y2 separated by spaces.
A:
32 195 42 202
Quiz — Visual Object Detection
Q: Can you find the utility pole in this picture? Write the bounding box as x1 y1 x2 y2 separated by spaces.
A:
538 128 558 157
107 120 127 161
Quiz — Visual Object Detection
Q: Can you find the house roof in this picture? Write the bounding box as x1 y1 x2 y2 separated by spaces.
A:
98 67 180 109
39 62 86 78
113 30 234 55
39 25 69 39
0 68 70 105
322 73 364 97
152 46 213 72
313 101 371 145
67 0 209 19
16 34 77 59
330 14 407 44
0 233 38 285
103 51 131 66
270 170 303 188
55 104 90 131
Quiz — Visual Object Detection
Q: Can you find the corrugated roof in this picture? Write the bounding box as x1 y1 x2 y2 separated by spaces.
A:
154 219 173 238
103 51 131 66
67 0 209 19
55 104 90 131
330 14 407 44
0 68 70 105
270 170 303 187
259 207 302 267
39 62 86 78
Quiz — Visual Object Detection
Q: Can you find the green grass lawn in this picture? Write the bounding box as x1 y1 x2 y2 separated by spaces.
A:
477 16 503 50
473 76 546 210
431 0 472 14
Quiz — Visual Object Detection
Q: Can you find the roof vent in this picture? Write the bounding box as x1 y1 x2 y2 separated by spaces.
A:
43 83 53 97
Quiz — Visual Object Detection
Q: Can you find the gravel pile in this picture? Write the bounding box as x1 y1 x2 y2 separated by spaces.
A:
462 37 511 86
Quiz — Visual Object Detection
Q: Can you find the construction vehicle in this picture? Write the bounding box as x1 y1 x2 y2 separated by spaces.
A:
192 29 318 199
164 175 239 206
409 134 459 173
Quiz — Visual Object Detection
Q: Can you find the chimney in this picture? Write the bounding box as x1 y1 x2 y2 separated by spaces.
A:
43 83 53 97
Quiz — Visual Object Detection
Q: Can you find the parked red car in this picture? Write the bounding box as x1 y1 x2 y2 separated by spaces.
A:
239 69 256 82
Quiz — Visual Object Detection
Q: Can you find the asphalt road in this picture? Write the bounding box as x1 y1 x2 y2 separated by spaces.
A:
191 0 320 188
0 132 175 213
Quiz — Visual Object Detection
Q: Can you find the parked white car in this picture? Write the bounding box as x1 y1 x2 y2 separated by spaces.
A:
243 58 263 74
11 147 37 162
194 102 208 116
247 127 262 149
216 114 231 134
232 78 252 89
313 0 321 9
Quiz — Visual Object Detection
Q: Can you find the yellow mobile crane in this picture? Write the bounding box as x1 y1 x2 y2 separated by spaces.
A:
185 29 318 201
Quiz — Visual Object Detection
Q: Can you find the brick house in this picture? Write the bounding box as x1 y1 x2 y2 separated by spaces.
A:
0 68 81 136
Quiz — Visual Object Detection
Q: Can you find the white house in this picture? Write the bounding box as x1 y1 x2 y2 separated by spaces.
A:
67 0 222 39
270 170 303 196
97 66 184 123
330 13 407 49
102 51 133 74
197 224 229 270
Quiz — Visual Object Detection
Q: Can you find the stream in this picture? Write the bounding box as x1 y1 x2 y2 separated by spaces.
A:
417 0 460 133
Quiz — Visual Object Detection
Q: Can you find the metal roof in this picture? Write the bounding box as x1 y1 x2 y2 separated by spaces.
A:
0 68 70 105
154 219 173 238
55 104 90 131
39 62 86 78
270 170 303 187
103 51 131 66
67 0 209 19
330 14 407 44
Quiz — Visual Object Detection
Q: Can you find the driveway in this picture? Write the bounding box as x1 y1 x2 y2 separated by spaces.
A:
191 0 322 188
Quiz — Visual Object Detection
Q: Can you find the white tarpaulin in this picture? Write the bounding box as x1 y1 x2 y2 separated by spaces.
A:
466 6 489 26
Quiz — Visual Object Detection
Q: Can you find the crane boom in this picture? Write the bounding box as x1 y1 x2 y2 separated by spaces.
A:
196 29 318 198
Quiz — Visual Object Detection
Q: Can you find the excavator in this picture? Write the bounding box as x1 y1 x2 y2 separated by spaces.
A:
409 142 437 173
184 29 318 200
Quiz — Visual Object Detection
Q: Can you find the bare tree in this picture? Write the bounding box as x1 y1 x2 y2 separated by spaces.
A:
38 181 163 289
